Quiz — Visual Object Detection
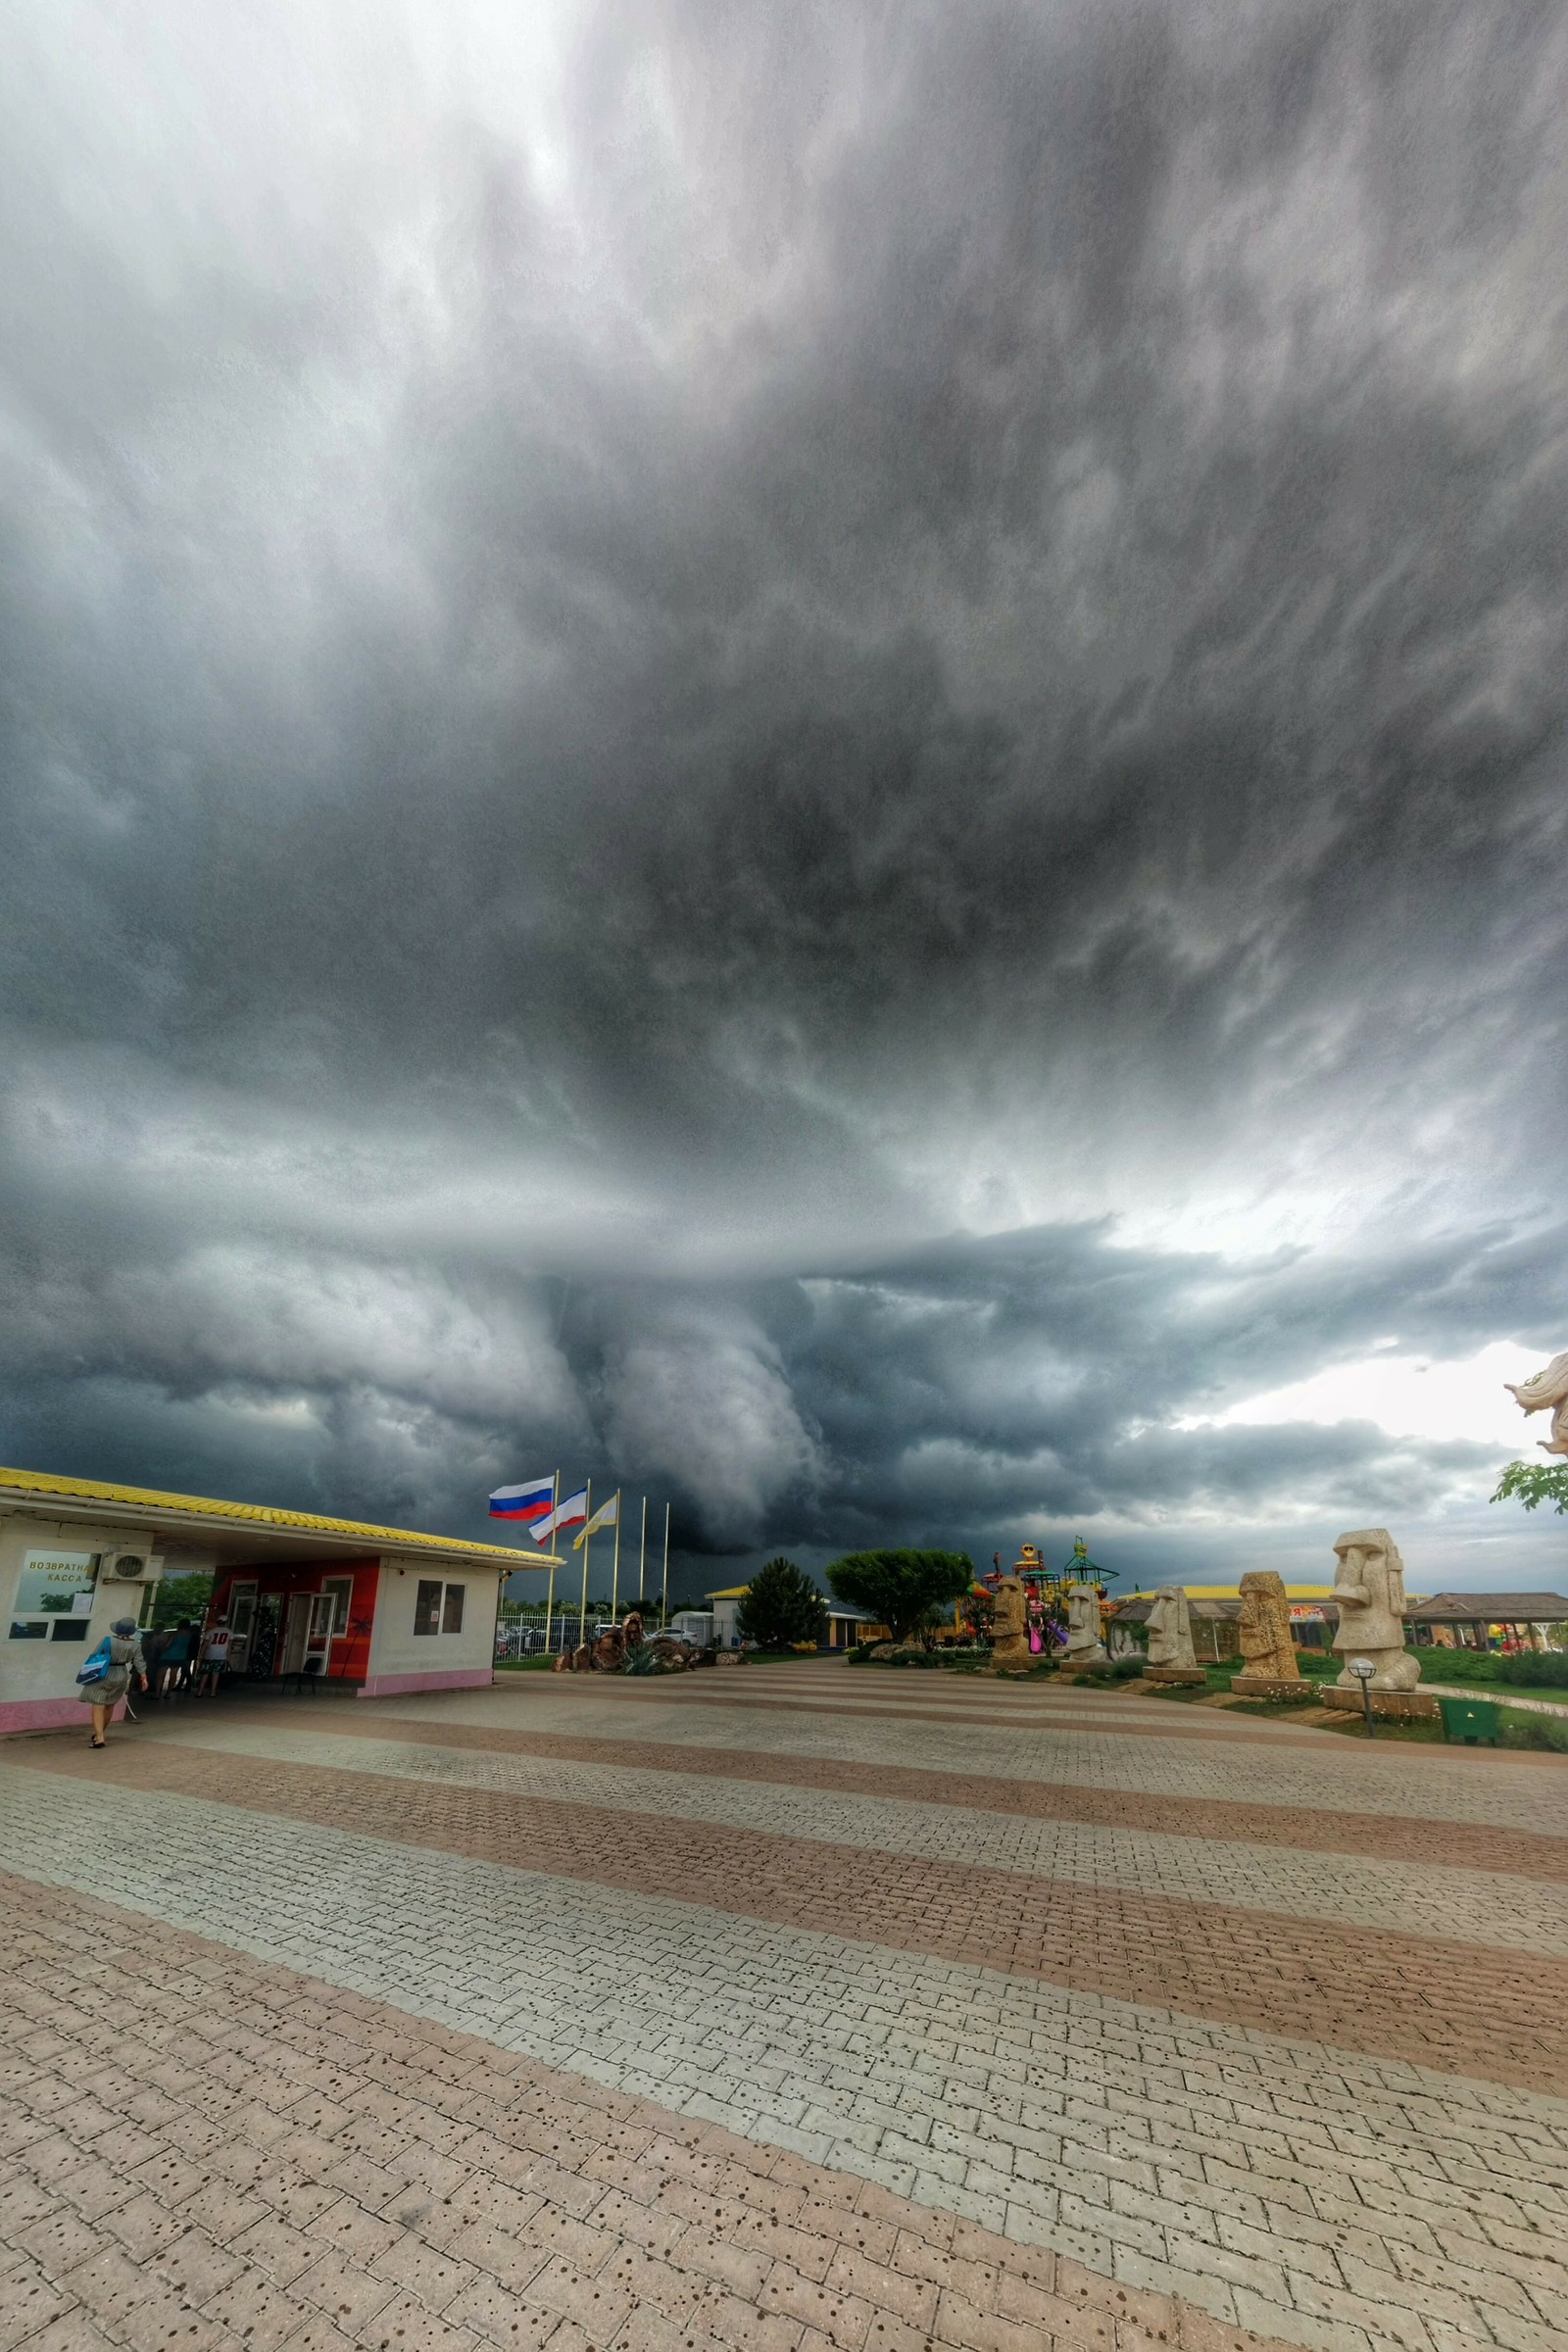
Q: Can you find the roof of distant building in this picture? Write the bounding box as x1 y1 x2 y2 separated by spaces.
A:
705 1582 871 1619
1408 1592 1568 1620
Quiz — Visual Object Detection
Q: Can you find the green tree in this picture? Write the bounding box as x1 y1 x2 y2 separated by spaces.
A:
1493 1462 1568 1515
737 1557 829 1649
825 1549 974 1644
150 1572 214 1629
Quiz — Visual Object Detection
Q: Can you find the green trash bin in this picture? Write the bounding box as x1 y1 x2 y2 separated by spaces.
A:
1439 1696 1500 1746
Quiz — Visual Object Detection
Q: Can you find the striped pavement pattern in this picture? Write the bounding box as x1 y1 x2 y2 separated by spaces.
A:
1 1661 1565 2352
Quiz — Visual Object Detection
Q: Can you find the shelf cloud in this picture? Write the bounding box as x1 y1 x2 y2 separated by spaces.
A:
2 1 1565 1587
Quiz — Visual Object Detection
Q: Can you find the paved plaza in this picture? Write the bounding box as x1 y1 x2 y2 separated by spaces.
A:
2 1668 1566 2352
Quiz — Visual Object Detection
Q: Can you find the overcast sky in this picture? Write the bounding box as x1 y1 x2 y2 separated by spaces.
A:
3 1 1566 1593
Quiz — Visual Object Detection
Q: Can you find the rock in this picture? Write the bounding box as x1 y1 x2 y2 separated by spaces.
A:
649 1638 697 1670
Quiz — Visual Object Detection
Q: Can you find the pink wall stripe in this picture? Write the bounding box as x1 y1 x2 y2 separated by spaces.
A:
357 1667 494 1699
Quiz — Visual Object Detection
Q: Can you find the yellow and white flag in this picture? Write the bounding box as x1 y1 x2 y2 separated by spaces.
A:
572 1492 619 1548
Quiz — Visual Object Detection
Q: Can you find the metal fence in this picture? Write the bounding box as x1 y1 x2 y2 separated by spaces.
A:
494 1605 674 1661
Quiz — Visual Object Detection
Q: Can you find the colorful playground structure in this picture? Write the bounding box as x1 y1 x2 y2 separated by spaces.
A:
955 1539 1118 1656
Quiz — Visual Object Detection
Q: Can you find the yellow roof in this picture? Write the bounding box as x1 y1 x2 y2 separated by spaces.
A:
706 1586 751 1600
1124 1583 1339 1600
0 1464 560 1566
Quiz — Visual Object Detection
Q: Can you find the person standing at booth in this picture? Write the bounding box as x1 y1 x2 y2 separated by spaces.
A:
198 1620 231 1696
158 1619 198 1696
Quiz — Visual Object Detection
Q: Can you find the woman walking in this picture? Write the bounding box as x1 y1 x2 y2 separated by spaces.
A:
78 1617 149 1747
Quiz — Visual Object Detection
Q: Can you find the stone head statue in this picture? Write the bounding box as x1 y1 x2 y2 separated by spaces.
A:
1332 1527 1419 1690
1063 1584 1108 1662
1332 1530 1406 1625
1146 1586 1196 1669
1506 1352 1568 1457
1237 1570 1298 1680
989 1574 1031 1666
991 1576 1027 1640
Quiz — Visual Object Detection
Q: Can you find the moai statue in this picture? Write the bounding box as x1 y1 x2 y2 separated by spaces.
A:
1062 1585 1109 1669
1232 1570 1308 1695
990 1576 1033 1670
1145 1586 1203 1683
1331 1530 1420 1690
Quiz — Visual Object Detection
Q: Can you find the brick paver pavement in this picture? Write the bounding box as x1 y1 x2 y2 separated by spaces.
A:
2 1662 1566 2352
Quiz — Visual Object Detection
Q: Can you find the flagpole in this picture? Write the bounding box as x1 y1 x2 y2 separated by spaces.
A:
611 1494 622 1624
661 1500 670 1626
544 1469 559 1658
638 1494 647 1608
578 1477 592 1649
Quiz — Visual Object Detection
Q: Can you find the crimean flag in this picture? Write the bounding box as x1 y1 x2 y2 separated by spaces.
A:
572 1492 619 1549
489 1477 556 1524
532 1487 589 1544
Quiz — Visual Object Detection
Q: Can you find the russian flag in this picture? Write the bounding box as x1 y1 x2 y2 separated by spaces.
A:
489 1477 556 1523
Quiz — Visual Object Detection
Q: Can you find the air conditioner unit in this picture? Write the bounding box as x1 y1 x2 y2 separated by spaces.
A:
99 1548 162 1581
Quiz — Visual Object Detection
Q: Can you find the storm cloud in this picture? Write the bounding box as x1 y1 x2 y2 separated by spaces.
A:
2 1 1566 1589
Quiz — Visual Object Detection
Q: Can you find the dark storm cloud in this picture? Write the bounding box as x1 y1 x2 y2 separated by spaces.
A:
1 1 1565 1577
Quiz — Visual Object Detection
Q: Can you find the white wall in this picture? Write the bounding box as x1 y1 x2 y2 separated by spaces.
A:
365 1554 504 1684
1 1512 158 1719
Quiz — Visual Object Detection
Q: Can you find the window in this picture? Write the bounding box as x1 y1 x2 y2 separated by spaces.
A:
321 1576 353 1635
9 1549 98 1642
414 1579 466 1636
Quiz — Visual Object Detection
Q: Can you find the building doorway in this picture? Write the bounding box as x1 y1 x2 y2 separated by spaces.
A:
280 1592 314 1676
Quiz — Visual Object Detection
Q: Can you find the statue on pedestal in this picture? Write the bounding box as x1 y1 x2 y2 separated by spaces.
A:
1233 1570 1307 1693
1331 1530 1419 1690
989 1575 1032 1670
1062 1584 1108 1668
1144 1586 1203 1681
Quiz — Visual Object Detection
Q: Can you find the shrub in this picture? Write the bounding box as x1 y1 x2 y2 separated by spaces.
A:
825 1549 975 1644
1499 1707 1568 1752
1496 1653 1568 1688
736 1557 829 1649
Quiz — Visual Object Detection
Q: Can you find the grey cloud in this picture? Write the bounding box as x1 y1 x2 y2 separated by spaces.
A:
1 2 1565 1580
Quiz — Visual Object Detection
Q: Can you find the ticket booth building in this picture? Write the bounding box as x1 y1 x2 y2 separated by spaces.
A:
1 1465 559 1736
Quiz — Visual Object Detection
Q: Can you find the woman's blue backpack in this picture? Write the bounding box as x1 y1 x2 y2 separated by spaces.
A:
75 1637 114 1687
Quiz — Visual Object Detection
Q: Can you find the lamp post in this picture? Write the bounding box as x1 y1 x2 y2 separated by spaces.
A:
1348 1655 1376 1738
